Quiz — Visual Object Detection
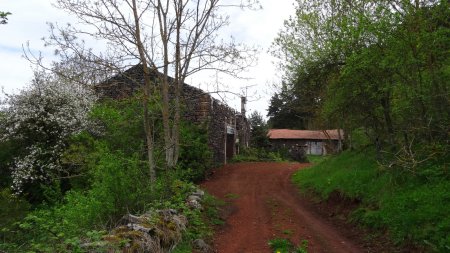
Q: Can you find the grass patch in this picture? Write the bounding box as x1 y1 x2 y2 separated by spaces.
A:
224 193 240 200
306 155 327 165
292 149 450 251
202 194 226 226
268 238 308 253
172 193 225 252
282 229 293 235
172 241 192 253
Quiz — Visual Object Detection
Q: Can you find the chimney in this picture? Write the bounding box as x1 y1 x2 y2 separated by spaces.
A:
241 96 246 116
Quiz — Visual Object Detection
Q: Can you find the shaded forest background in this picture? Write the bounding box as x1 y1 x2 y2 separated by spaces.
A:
268 0 449 159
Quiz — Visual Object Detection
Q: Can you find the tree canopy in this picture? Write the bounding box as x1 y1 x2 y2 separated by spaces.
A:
270 0 449 158
248 111 270 148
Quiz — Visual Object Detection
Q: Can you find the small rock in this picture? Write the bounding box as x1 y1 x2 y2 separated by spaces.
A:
193 239 213 253
186 199 202 210
192 189 205 197
172 215 188 231
121 213 143 225
127 223 153 233
188 195 201 202
157 208 178 216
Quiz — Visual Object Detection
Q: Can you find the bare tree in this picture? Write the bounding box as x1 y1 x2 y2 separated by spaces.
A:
40 0 258 180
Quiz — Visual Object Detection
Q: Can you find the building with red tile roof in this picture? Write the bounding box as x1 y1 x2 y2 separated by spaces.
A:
268 129 343 155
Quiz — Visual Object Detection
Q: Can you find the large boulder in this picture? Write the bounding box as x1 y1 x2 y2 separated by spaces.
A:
83 210 187 253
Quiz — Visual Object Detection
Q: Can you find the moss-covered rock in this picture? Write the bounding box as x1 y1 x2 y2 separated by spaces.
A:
83 210 187 253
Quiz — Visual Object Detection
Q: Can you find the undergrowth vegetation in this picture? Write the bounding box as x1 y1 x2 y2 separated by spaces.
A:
293 148 450 251
0 91 217 252
305 155 327 165
231 147 291 163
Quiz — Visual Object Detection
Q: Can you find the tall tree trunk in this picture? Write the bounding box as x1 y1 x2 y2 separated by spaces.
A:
161 76 173 168
156 1 175 169
172 85 180 167
172 1 183 168
131 0 156 182
381 92 395 146
143 101 156 182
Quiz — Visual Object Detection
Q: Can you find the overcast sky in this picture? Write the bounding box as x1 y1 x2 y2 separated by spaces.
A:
0 0 295 117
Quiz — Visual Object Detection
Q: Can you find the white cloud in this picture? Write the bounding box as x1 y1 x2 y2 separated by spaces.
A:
0 0 72 94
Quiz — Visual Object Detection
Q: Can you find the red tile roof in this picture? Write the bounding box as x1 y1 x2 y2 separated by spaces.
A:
268 129 343 140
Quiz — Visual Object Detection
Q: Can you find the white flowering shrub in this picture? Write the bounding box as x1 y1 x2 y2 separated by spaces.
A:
0 72 96 195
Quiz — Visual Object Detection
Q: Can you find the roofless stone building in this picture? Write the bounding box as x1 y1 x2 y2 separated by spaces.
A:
95 64 250 165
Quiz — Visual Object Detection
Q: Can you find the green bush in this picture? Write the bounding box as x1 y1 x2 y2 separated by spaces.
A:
90 98 146 156
87 145 153 218
348 127 372 150
0 142 155 251
0 189 31 251
232 147 291 163
178 122 213 182
375 182 450 249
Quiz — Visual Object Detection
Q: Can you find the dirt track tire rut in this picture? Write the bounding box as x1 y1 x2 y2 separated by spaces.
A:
201 162 364 253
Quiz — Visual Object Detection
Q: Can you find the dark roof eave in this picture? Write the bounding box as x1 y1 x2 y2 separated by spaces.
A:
269 138 340 141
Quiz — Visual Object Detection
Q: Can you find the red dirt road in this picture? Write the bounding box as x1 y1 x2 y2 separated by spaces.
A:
201 162 364 253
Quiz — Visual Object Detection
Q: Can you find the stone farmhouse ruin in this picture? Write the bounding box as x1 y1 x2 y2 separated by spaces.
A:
95 64 250 165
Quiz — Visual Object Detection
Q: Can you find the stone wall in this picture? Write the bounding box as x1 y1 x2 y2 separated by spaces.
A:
181 85 250 165
95 65 146 99
208 99 235 164
97 64 249 166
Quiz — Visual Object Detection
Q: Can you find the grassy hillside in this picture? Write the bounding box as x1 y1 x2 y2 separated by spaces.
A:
293 149 450 252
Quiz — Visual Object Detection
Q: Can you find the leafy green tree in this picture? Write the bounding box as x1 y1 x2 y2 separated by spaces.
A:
249 111 270 148
267 83 307 129
267 56 339 129
272 0 449 159
0 11 11 24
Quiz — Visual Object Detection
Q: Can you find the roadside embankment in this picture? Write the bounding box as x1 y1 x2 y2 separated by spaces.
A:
293 149 450 252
